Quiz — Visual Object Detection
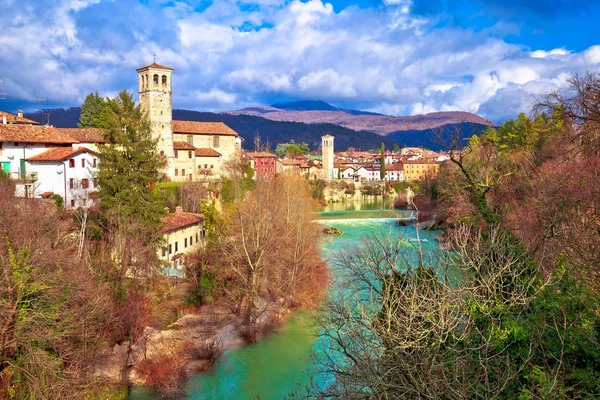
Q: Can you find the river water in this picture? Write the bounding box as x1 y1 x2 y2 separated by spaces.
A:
133 200 439 399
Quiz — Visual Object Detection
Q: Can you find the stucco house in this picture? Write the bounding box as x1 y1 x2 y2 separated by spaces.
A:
160 206 205 277
25 147 99 208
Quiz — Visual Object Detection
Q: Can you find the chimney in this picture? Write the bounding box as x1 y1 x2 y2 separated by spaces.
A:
175 206 183 214
17 110 23 118
2 115 6 125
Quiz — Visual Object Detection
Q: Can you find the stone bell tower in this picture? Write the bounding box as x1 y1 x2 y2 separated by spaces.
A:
136 61 175 176
321 134 335 180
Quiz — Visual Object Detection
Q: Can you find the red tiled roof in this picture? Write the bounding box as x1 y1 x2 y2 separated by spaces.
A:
58 128 105 143
0 110 39 125
173 141 196 150
386 163 404 171
195 148 222 157
279 159 302 165
403 160 439 165
161 210 203 233
252 152 277 158
0 125 78 144
136 62 174 72
172 120 239 136
26 147 98 162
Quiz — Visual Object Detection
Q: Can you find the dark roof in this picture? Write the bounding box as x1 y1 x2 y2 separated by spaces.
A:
173 141 196 150
26 147 98 162
195 148 222 157
172 120 239 136
136 62 174 72
0 125 78 144
58 128 105 143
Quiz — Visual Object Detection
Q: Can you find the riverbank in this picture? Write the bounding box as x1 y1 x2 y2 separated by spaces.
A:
92 296 296 398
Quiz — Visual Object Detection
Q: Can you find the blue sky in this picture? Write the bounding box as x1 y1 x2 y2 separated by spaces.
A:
1 0 599 122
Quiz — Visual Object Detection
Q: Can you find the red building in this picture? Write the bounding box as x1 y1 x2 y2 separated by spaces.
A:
251 152 278 180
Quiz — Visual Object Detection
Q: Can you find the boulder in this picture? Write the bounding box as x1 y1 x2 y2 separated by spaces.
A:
323 227 344 235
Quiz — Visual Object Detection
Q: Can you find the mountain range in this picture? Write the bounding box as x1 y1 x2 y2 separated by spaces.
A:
228 100 495 136
24 100 496 151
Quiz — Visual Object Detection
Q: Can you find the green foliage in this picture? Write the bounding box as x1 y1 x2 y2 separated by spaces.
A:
308 180 326 200
221 177 255 204
481 112 560 152
96 90 167 231
51 193 64 208
200 200 222 240
154 182 181 211
274 141 310 157
78 91 107 128
380 143 386 180
393 181 420 194
185 272 216 306
393 143 400 153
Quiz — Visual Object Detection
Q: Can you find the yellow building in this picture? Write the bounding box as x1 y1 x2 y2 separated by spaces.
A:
160 206 205 277
402 160 440 181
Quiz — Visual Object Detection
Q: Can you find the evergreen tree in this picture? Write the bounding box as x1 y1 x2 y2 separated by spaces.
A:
380 143 386 180
97 90 167 275
78 91 107 128
393 143 400 153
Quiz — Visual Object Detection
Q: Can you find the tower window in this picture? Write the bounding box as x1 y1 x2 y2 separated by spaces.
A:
153 74 159 85
162 75 167 86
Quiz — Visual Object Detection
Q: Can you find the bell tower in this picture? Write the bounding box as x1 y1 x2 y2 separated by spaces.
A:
136 61 175 176
321 134 335 180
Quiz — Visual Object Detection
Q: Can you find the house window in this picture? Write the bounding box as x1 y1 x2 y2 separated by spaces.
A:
204 164 208 169
69 159 75 168
93 178 97 188
189 174 192 181
184 238 188 248
175 242 178 252
187 135 193 145
160 151 165 157
69 178 74 189
81 178 89 189
93 159 97 167
196 233 199 243
182 169 185 176
210 164 213 169
162 248 167 257
81 159 85 168
175 151 178 159
212 136 220 148
188 151 192 159
175 169 178 176
168 244 172 255
71 199 75 207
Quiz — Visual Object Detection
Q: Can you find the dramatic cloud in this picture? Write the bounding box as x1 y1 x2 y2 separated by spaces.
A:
1 0 600 121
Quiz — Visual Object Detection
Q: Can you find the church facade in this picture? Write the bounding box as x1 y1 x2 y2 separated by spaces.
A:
136 62 242 181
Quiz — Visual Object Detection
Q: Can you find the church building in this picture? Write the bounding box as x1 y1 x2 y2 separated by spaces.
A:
136 62 242 181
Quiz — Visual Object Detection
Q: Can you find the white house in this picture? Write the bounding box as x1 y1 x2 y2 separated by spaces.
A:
160 206 205 277
340 166 355 179
25 147 99 208
384 163 405 181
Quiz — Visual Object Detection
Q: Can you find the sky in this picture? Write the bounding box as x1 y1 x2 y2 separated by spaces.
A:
1 0 599 122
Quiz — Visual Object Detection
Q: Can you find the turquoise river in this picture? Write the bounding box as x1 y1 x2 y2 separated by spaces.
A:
133 200 440 399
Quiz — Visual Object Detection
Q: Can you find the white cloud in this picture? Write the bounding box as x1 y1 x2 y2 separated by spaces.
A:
0 0 599 122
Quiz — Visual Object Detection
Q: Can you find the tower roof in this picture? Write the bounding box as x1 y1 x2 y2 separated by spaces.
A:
136 62 174 72
322 134 334 139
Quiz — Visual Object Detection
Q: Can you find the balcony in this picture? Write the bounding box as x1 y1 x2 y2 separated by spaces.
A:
11 170 38 183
